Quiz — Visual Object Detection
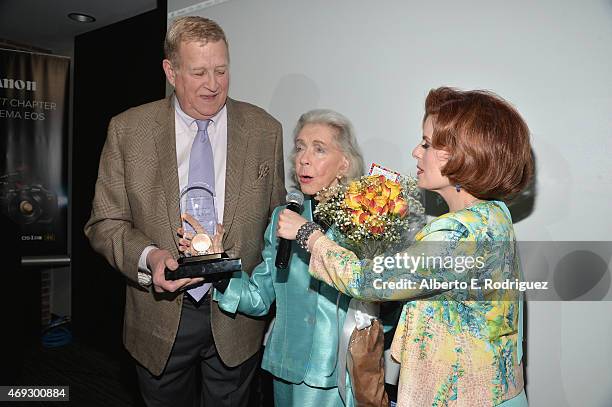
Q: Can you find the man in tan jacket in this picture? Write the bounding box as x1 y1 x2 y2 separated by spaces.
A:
85 16 285 406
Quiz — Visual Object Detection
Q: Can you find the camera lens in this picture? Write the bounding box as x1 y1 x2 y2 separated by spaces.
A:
19 200 34 215
10 190 42 224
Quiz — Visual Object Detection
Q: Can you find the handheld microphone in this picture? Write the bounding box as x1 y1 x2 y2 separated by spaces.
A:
275 190 305 269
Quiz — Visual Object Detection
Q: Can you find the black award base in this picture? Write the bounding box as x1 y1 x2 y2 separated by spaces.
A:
165 253 242 280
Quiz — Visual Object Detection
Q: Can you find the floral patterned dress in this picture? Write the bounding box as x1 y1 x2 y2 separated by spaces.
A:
308 200 527 406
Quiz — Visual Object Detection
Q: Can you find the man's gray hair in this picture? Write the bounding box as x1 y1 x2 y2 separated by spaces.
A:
165 16 228 67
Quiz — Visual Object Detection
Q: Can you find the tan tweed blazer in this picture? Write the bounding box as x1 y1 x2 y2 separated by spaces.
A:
85 96 285 375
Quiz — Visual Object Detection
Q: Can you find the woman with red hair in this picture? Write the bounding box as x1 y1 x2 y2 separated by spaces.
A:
278 87 533 406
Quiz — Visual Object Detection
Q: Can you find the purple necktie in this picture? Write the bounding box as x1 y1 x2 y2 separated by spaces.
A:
186 119 215 302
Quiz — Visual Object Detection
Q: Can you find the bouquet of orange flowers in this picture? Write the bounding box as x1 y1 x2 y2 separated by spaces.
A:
314 174 424 259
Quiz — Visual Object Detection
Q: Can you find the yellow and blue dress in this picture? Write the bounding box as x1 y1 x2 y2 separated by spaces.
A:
308 200 527 406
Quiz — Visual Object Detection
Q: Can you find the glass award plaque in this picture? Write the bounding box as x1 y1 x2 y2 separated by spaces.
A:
165 183 242 280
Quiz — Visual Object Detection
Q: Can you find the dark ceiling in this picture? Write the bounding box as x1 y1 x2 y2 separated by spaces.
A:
0 0 158 53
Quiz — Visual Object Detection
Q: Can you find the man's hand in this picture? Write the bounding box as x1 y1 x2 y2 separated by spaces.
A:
147 248 203 293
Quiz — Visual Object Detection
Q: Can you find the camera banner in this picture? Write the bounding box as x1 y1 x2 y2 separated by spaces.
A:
0 48 69 257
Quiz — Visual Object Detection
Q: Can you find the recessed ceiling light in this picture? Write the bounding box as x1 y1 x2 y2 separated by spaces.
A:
68 13 96 23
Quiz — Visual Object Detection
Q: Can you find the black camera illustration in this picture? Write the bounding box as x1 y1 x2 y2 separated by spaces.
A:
1 174 58 225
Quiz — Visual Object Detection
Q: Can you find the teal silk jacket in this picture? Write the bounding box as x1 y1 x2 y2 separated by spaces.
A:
214 200 352 388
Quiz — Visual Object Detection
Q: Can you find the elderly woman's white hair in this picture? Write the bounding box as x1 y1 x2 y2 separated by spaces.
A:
289 109 365 188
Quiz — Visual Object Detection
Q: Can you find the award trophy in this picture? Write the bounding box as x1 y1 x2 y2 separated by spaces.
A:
165 183 242 281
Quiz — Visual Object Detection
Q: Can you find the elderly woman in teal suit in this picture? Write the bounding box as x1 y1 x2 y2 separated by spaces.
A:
214 109 364 406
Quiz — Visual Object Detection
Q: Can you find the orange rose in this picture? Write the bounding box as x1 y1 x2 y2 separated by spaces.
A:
351 210 369 225
385 179 401 200
360 196 372 209
369 218 385 235
363 190 376 202
374 196 390 215
345 193 362 210
359 211 370 224
389 198 408 217
368 197 383 215
380 183 391 199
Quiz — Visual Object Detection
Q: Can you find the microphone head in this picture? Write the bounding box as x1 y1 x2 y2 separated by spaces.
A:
286 190 304 207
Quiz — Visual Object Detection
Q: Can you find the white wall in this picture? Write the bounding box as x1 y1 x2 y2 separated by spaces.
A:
169 1 612 405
